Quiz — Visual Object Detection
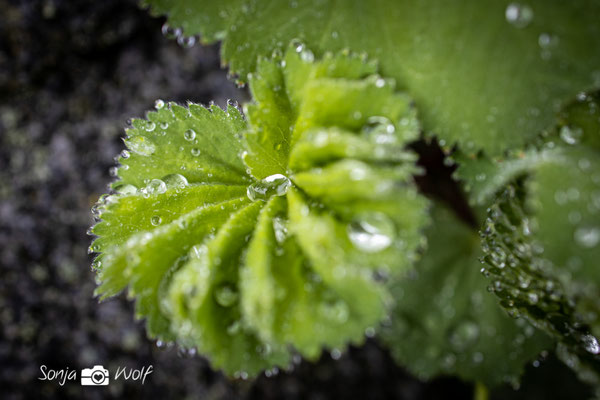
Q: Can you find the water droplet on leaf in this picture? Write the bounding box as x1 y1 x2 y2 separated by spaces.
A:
214 284 238 307
247 174 292 201
184 129 196 141
574 226 600 248
163 173 188 189
347 212 395 252
127 136 156 156
362 116 397 144
505 3 534 28
146 179 167 195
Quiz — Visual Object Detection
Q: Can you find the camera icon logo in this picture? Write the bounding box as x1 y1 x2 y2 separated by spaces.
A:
80 365 109 386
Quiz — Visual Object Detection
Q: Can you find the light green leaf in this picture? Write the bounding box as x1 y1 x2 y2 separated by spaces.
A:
382 204 551 386
91 46 428 377
144 0 600 155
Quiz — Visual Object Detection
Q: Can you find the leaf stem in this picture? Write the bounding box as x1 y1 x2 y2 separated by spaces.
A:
474 381 489 400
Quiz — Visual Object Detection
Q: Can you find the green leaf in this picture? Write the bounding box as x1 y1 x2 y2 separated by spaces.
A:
482 177 600 386
382 204 551 386
144 0 600 155
117 102 249 187
91 46 428 376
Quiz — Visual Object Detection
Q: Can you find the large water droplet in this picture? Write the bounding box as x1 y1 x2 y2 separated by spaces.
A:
214 284 238 307
505 3 533 28
361 116 397 144
114 183 137 195
146 179 167 195
127 136 156 156
347 212 395 252
247 174 292 201
163 173 188 189
574 226 600 248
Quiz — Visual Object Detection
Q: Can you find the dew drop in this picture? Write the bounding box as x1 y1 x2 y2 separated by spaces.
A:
177 35 196 48
163 173 189 189
559 125 583 145
247 174 292 201
161 23 179 39
114 183 137 195
227 321 241 335
127 136 156 156
505 3 534 28
582 334 600 354
145 121 156 132
151 215 162 226
191 148 201 156
154 99 165 110
330 348 342 360
362 116 397 144
184 129 196 141
347 212 395 253
272 216 288 244
574 226 600 248
146 179 167 195
300 48 314 62
449 320 480 351
214 284 238 307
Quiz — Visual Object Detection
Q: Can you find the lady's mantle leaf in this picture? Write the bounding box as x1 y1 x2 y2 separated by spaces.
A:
479 93 600 382
382 204 551 386
90 45 428 376
144 0 600 155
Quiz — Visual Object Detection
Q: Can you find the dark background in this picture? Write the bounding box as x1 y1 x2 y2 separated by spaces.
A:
0 0 591 398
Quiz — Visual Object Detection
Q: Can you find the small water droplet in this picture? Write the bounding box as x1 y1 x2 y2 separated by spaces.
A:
161 24 179 39
151 215 162 226
574 226 600 248
347 212 395 252
227 321 241 335
449 320 480 350
582 334 600 354
505 3 534 28
361 116 397 144
214 284 238 307
330 348 342 360
247 174 292 201
191 148 201 156
559 125 583 145
184 129 196 141
177 35 196 48
272 216 288 244
145 121 156 132
154 99 165 110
